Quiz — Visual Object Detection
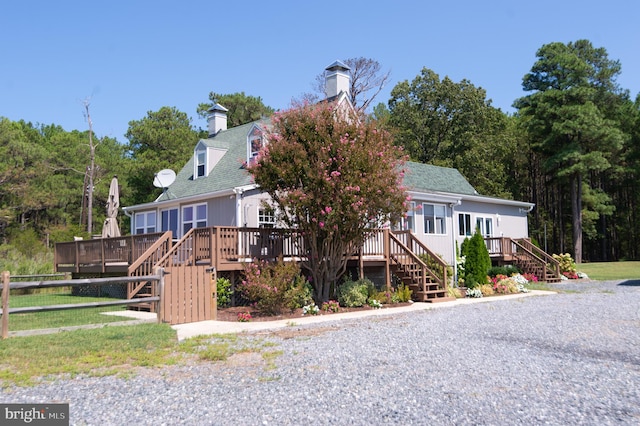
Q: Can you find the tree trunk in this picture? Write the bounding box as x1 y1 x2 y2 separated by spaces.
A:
571 173 583 263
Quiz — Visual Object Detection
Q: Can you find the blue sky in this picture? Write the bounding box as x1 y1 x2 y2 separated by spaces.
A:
2 0 638 143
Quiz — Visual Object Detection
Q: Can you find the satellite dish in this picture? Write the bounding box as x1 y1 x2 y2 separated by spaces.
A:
153 169 176 188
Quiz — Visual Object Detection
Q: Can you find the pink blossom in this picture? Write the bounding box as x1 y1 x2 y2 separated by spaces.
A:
319 222 325 228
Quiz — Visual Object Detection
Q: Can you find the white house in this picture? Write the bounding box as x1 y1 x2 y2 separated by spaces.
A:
123 60 534 266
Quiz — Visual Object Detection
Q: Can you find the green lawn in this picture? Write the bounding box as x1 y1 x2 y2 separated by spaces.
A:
6 292 137 331
577 261 640 281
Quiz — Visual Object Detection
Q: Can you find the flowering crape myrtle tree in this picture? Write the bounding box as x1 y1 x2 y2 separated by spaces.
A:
247 102 408 303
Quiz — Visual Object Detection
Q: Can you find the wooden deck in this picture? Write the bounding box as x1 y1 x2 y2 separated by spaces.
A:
54 228 561 305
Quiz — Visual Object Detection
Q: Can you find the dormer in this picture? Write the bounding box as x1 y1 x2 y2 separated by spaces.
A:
247 123 265 165
193 140 227 179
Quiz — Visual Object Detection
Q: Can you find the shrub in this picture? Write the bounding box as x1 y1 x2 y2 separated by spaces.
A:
460 230 491 288
321 300 340 313
216 277 233 308
447 286 462 298
487 265 520 277
239 258 311 315
553 253 577 274
368 299 383 309
394 283 413 302
302 304 319 315
337 278 373 307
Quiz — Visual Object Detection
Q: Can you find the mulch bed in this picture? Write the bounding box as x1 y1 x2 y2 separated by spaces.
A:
215 303 413 322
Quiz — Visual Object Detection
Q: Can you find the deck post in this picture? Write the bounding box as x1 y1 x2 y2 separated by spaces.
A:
155 266 164 324
383 229 391 290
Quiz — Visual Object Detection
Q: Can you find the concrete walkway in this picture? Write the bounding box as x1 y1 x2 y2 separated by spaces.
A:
172 290 556 341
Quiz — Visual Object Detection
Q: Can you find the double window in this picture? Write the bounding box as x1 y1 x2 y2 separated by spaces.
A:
423 203 446 234
182 204 207 235
459 213 472 236
134 211 156 235
476 217 493 238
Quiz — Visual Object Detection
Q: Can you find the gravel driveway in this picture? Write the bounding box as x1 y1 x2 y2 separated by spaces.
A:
2 279 639 425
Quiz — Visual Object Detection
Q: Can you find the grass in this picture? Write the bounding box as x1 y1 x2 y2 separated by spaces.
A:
7 292 136 331
0 323 180 387
576 261 640 281
0 325 283 387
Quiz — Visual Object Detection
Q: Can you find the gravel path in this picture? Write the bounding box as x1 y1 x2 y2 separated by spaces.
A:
2 279 639 425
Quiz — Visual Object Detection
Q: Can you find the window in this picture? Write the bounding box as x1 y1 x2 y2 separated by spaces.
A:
476 217 493 238
258 208 276 228
402 202 416 232
161 208 179 237
134 211 156 234
423 203 446 234
247 126 264 164
196 150 206 178
458 213 472 236
182 204 207 235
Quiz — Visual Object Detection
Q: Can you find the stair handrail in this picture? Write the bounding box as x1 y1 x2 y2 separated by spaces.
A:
515 238 561 279
127 231 172 300
510 239 560 281
388 232 443 291
155 227 198 268
405 232 449 288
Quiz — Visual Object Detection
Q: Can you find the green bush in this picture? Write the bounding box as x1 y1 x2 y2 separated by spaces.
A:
239 258 311 315
337 278 374 307
216 277 233 308
487 265 520 277
460 229 491 288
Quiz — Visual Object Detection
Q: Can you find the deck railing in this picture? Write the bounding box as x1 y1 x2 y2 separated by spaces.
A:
55 232 168 273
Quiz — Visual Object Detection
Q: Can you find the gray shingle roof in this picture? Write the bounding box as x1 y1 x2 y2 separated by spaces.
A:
156 120 478 203
403 162 478 196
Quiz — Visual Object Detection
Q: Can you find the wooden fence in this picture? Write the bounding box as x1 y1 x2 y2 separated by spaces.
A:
161 265 216 325
0 271 162 339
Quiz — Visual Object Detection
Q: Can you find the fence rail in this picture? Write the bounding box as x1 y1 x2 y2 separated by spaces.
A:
1 271 162 339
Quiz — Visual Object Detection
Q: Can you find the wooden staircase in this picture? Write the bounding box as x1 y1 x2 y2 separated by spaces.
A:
388 232 454 303
512 239 562 283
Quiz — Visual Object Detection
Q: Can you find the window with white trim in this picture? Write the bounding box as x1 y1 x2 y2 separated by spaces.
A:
258 208 276 228
161 208 179 237
458 213 472 236
134 211 156 235
182 203 207 235
195 150 206 178
423 203 446 234
401 202 416 232
476 217 493 238
247 126 264 164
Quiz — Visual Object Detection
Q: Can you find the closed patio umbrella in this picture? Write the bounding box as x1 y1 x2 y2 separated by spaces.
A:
102 176 121 238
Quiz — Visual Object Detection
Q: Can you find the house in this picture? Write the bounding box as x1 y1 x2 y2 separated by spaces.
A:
123 60 535 269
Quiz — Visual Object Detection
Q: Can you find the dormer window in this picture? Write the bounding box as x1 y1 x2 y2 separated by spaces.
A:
196 150 206 178
247 124 265 164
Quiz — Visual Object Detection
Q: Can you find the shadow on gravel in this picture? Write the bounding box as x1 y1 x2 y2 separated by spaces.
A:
618 280 640 287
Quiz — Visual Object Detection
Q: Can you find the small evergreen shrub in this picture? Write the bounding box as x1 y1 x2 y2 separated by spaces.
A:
460 230 491 288
337 278 374 307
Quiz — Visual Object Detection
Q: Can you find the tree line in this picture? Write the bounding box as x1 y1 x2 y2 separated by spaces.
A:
0 42 638 262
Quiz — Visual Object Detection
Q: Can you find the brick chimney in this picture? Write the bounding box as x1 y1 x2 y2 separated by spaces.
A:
325 60 350 99
207 103 228 136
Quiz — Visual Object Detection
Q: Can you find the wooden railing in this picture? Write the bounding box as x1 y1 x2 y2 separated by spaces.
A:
127 232 173 300
388 231 446 291
55 232 168 273
485 237 561 281
392 230 448 287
